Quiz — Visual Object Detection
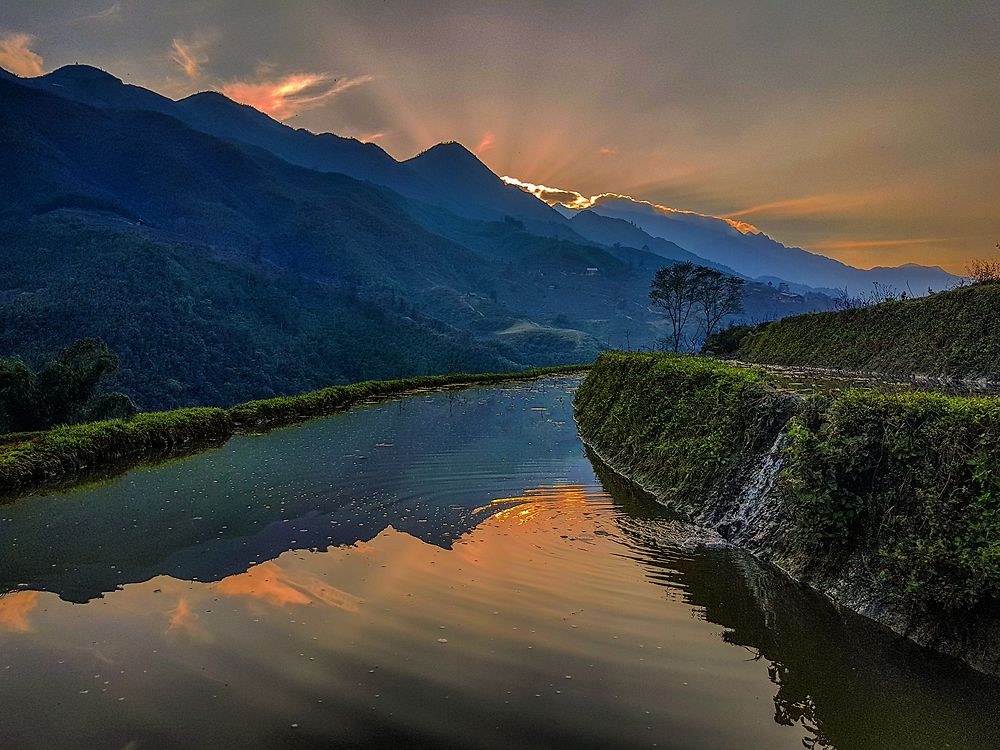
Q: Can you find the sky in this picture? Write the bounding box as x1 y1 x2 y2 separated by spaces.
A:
1 0 997 273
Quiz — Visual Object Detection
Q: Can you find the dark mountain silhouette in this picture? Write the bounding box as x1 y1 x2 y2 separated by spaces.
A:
17 65 563 227
403 142 567 226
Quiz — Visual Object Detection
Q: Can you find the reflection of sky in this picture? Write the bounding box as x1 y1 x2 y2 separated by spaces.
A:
0 379 590 601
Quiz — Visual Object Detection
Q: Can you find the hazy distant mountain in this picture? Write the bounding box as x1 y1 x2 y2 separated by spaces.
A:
582 197 959 294
567 209 734 271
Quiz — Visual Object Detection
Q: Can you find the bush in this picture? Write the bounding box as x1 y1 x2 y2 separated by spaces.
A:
782 389 1000 610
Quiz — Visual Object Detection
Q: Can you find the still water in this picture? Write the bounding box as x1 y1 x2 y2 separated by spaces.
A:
0 378 997 749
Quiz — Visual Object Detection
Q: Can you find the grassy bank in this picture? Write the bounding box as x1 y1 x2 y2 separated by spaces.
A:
576 352 1000 617
574 351 792 507
731 283 1000 380
0 365 589 493
784 389 1000 611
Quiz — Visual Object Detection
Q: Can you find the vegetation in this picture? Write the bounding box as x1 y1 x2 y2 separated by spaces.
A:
0 364 589 492
0 338 135 432
700 324 755 356
576 351 1000 615
733 283 1000 380
783 389 1000 611
649 263 744 352
574 352 789 503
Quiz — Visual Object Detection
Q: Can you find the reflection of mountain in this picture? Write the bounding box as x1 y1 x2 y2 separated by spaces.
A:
0 382 589 603
587 454 1000 750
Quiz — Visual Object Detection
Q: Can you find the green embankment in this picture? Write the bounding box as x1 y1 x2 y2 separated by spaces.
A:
576 352 1000 616
732 283 1000 380
0 365 589 493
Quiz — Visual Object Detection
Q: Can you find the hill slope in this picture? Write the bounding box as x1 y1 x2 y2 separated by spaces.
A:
734 283 1000 379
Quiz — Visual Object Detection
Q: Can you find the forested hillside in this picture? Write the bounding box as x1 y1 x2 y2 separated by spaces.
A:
0 71 835 409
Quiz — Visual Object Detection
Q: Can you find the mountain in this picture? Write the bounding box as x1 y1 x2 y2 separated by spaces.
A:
567 209 735 271
403 142 567 227
0 69 839 408
16 65 566 229
581 197 959 294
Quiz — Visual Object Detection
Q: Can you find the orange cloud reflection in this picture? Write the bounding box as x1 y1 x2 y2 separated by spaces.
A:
215 561 360 611
0 591 39 632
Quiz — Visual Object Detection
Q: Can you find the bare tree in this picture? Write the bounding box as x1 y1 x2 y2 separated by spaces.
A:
967 245 1000 284
649 262 700 352
650 263 746 352
833 281 901 310
693 267 744 341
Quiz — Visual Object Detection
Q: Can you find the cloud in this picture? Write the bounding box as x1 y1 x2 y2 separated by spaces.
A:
78 2 121 21
0 591 39 632
729 190 888 220
474 131 495 155
222 72 374 120
170 38 207 80
0 33 43 77
501 175 760 234
810 237 947 251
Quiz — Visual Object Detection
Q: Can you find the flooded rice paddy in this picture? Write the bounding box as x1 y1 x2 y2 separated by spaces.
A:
0 377 997 749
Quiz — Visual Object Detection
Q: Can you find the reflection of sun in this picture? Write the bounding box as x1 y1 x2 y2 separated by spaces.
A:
485 484 590 525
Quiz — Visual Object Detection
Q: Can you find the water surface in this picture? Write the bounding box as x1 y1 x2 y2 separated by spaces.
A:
0 378 997 749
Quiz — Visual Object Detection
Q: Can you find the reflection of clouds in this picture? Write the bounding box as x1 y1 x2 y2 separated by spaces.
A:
215 562 360 611
0 591 39 632
166 595 207 639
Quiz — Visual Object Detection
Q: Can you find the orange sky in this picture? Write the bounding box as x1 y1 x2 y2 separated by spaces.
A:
2 1 997 272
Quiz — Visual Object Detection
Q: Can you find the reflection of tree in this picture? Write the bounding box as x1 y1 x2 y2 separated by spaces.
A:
586 448 1000 750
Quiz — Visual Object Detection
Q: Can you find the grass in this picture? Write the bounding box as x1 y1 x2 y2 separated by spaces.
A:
0 365 590 493
574 351 792 505
577 351 1000 613
734 283 1000 381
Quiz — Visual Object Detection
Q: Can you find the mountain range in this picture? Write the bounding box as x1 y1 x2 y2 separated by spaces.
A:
0 63 957 408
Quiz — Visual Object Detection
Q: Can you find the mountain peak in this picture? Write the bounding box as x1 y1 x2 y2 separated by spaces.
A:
410 141 481 165
45 64 122 84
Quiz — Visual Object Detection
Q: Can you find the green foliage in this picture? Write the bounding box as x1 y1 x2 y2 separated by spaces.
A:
0 365 589 491
578 351 1000 614
782 389 1000 611
574 351 789 503
0 338 135 432
736 283 1000 379
701 324 755 356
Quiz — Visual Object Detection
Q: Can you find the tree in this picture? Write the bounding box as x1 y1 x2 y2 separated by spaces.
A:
650 264 746 352
693 267 744 341
0 338 136 433
649 263 700 352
